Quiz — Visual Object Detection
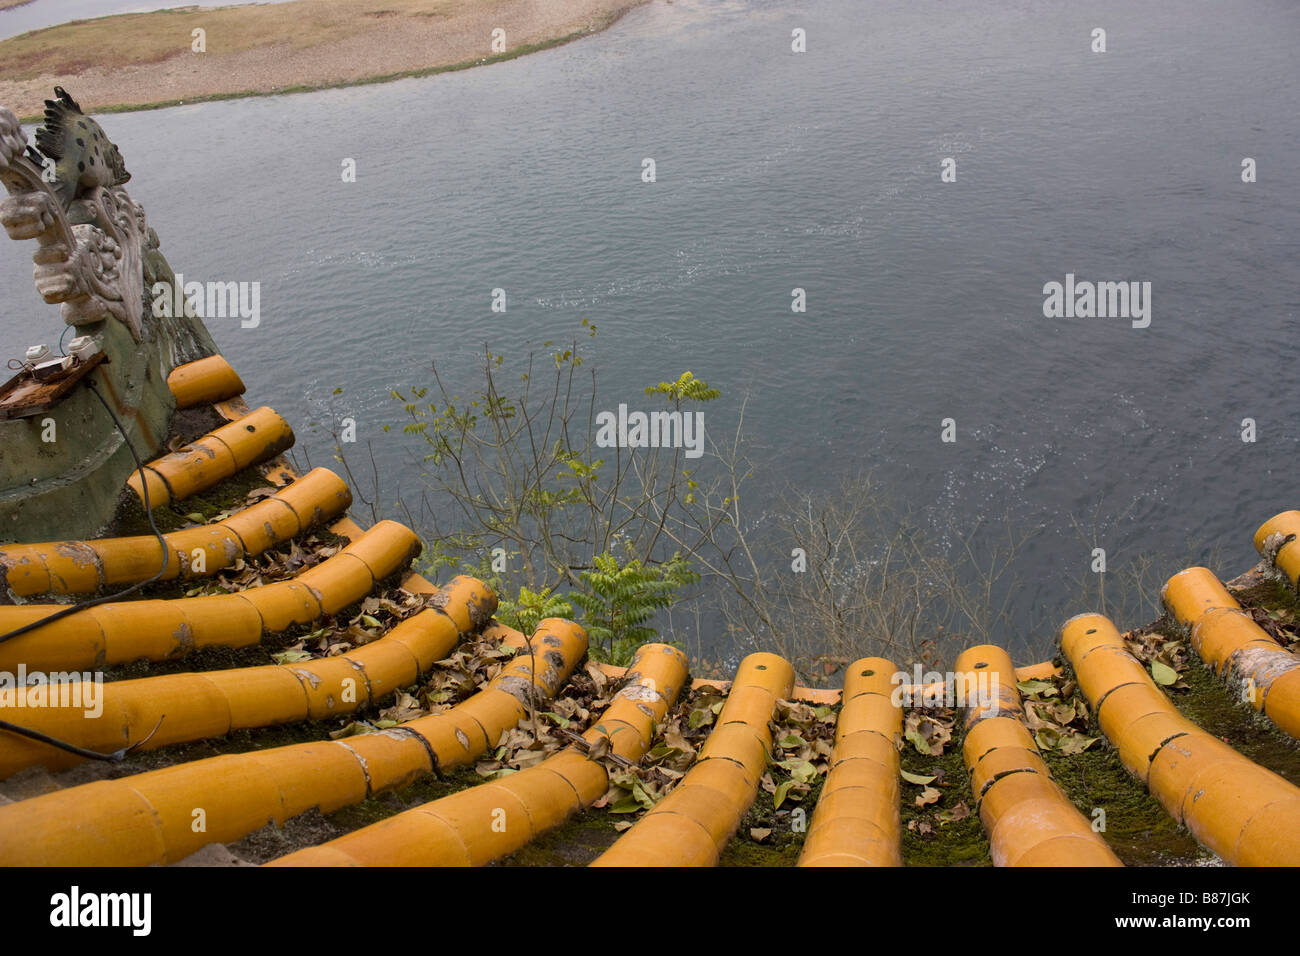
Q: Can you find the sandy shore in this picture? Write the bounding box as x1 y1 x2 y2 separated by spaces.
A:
0 0 647 120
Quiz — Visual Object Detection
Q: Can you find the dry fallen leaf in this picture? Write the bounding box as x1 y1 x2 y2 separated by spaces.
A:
935 801 971 825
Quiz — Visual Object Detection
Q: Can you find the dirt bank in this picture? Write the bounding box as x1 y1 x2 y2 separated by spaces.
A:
0 0 648 120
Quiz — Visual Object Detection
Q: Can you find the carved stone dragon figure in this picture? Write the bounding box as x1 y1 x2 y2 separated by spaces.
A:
0 87 213 359
0 90 218 542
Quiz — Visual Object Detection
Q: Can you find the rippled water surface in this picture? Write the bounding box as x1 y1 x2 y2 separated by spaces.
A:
2 0 1297 661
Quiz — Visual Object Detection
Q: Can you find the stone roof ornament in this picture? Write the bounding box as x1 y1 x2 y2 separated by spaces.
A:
0 90 218 541
0 89 154 341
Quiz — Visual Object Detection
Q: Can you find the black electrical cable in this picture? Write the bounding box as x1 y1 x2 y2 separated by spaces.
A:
0 714 164 763
0 372 171 646
0 369 170 759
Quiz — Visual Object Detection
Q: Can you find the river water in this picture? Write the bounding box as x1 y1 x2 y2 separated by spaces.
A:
2 0 1297 663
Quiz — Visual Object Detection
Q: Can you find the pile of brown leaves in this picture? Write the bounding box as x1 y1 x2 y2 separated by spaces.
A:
328 632 517 738
1245 605 1300 650
900 708 970 834
472 663 609 779
590 683 719 828
182 530 341 598
745 699 838 842
592 690 841 839
1016 677 1100 755
272 588 432 669
761 700 836 806
904 710 953 758
1124 629 1190 692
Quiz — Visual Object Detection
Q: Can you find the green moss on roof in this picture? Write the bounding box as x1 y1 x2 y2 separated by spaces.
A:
898 728 990 867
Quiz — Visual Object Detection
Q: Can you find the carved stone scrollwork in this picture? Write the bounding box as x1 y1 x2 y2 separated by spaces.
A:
0 91 221 542
0 105 145 340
